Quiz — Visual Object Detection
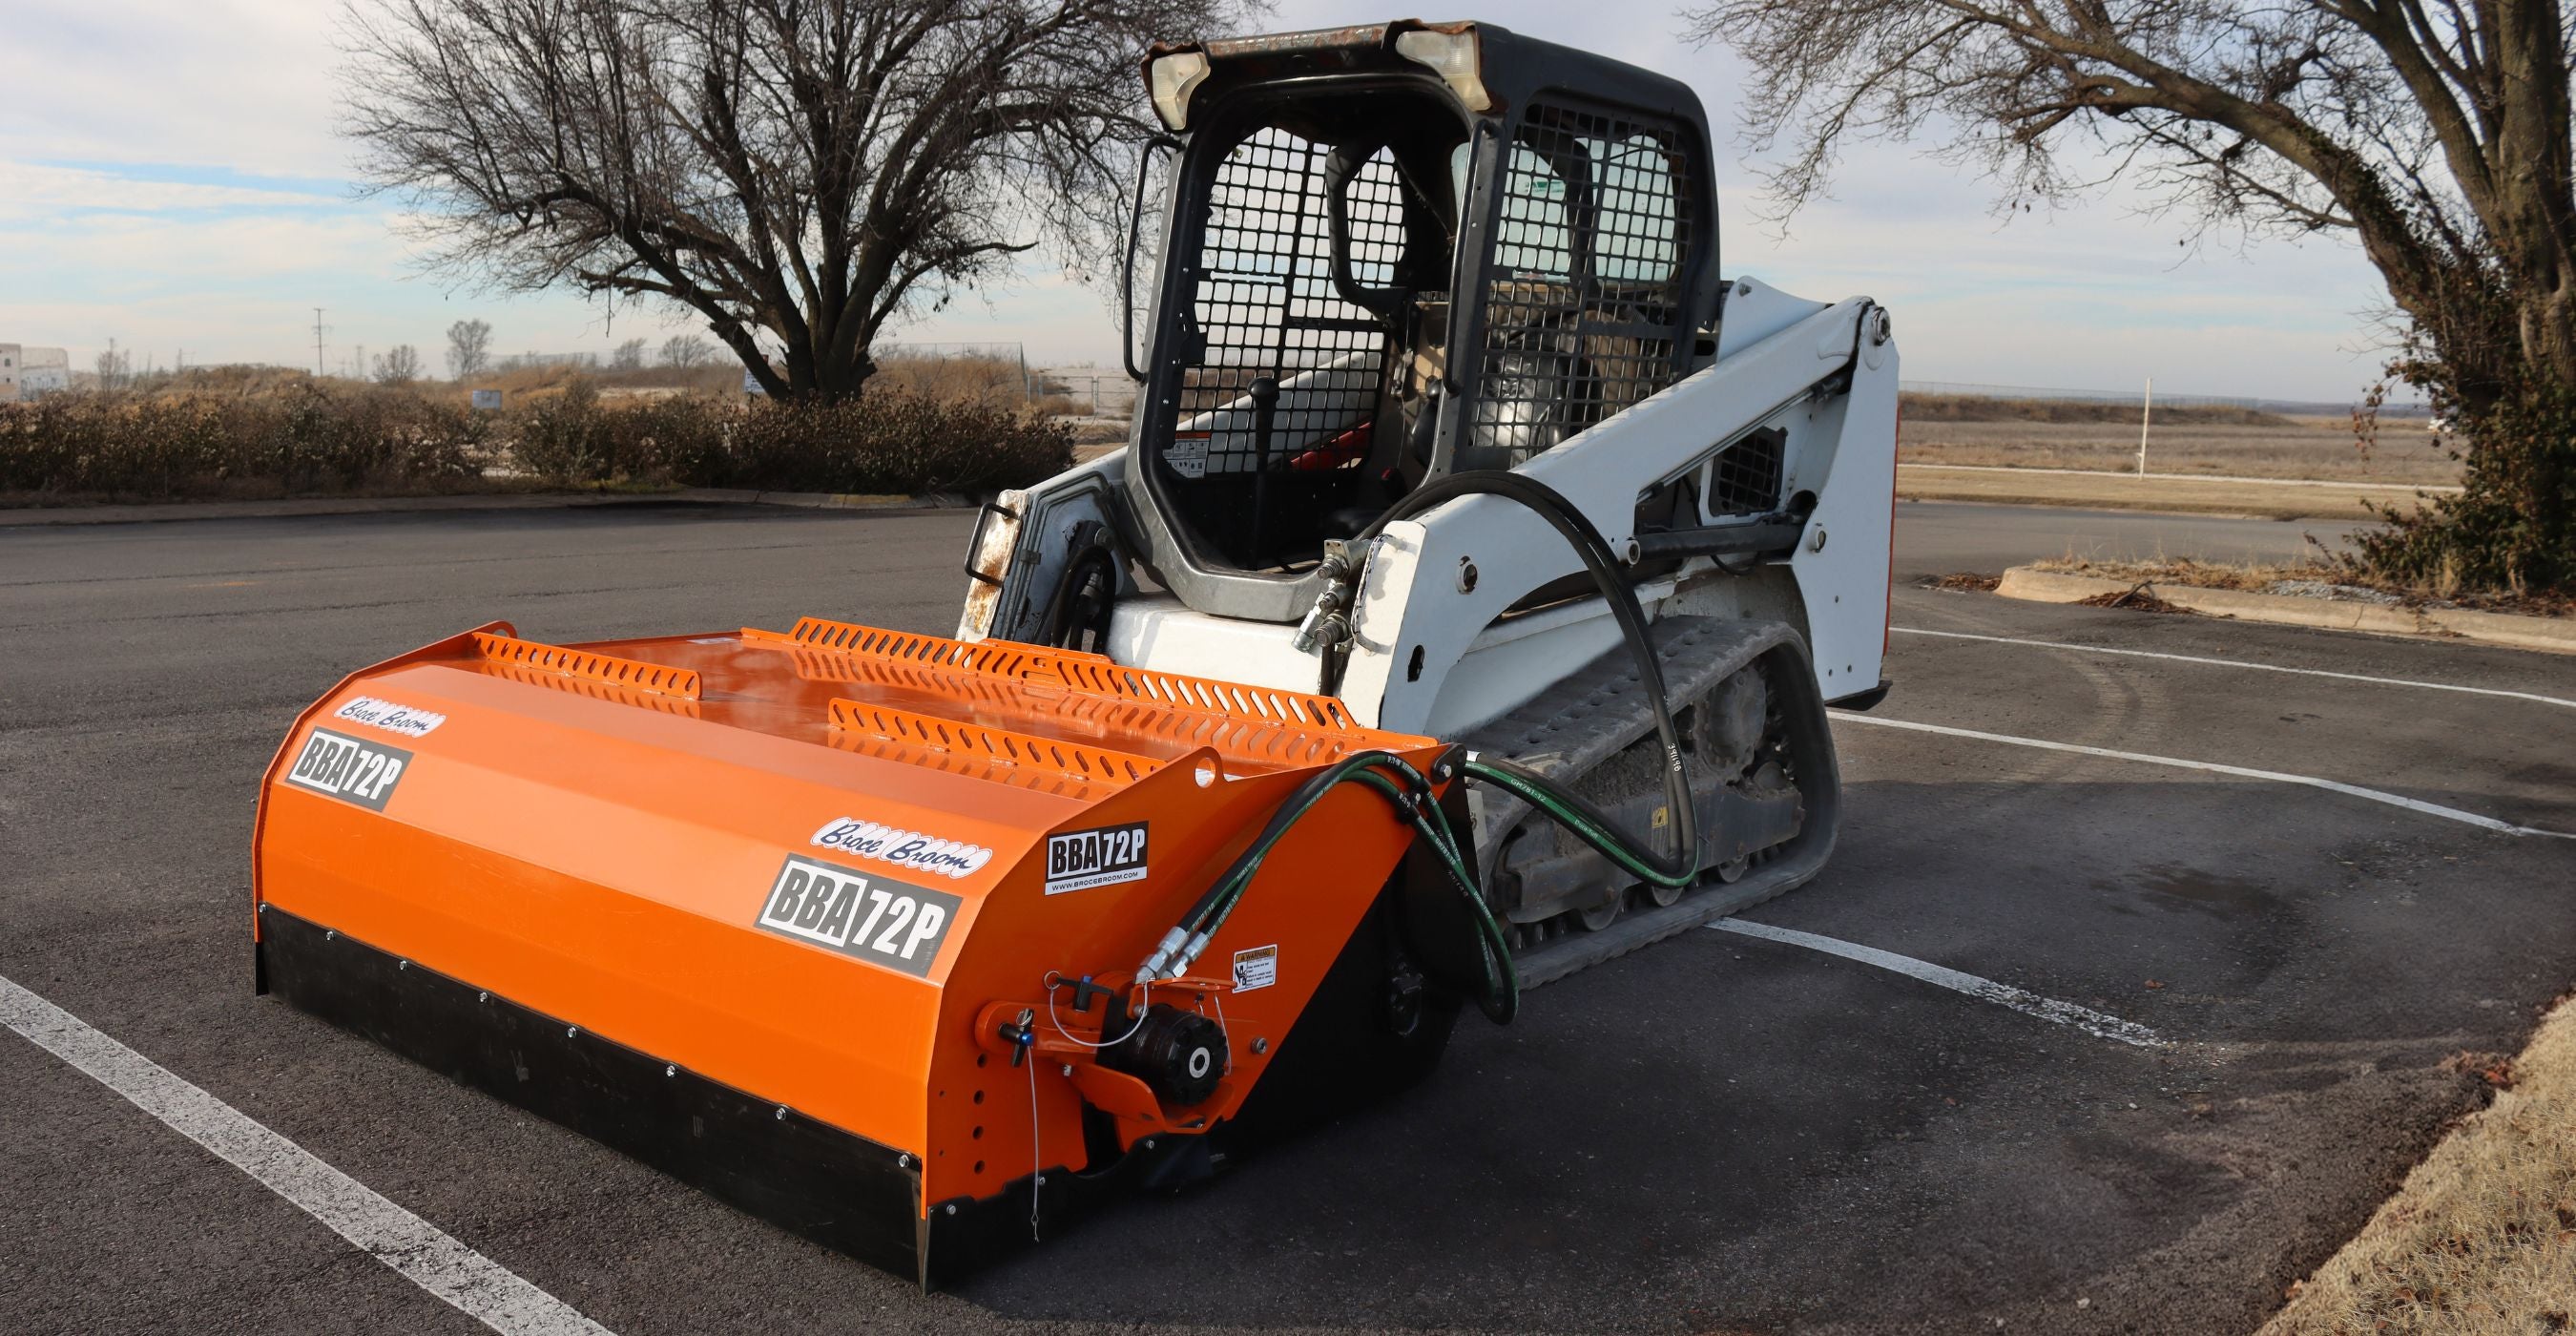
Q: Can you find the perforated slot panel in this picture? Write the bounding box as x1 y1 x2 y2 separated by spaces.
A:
828 699 1164 789
476 662 707 718
784 649 1034 711
755 618 1109 681
744 616 1432 781
754 617 1365 736
471 633 703 699
1051 659 1361 732
820 730 1109 802
1069 697 1364 771
1467 100 1694 468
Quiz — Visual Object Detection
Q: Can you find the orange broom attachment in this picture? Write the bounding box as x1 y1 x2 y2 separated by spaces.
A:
253 616 1459 1286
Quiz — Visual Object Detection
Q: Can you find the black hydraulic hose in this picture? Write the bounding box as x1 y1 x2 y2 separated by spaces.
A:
1036 540 1117 650
1345 470 1700 885
1169 750 1428 939
1136 475 1702 1015
1135 747 1519 1023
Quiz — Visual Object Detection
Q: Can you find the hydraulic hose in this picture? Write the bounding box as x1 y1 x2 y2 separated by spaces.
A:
1461 754 1697 889
1352 768 1518 1024
1345 470 1700 887
1135 749 1518 1023
1036 539 1118 650
1136 475 1705 1026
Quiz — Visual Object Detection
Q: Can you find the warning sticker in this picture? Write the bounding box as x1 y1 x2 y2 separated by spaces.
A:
1231 944 1278 993
1168 433 1209 479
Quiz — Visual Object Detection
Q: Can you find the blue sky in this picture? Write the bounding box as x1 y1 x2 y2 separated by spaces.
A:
0 0 2405 401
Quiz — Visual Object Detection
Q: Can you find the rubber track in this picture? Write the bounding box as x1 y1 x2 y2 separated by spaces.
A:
1459 616 1839 989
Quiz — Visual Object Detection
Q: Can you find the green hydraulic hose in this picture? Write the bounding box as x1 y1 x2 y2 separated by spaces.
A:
1136 750 1518 1023
1460 754 1701 891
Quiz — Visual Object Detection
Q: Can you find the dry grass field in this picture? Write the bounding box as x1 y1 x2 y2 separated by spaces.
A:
2262 998 2576 1334
1895 464 2447 520
1901 394 2462 487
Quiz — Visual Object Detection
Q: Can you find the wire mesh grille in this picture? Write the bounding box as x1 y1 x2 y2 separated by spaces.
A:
1708 428 1785 514
1169 128 1402 480
1467 101 1693 467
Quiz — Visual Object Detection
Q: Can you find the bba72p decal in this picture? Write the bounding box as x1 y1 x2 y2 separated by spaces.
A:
755 855 961 978
282 727 411 812
1046 822 1148 894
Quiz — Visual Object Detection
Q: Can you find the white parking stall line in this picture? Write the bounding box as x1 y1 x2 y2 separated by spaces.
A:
0 973 613 1336
1834 713 2576 840
1710 919 2165 1049
1892 626 2576 710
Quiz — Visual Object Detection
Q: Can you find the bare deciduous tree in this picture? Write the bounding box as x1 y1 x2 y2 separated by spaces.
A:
344 0 1239 400
1684 0 2574 590
659 334 715 367
613 337 648 371
447 319 493 380
374 344 426 384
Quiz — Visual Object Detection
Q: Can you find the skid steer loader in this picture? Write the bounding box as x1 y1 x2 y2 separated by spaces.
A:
252 20 1895 1290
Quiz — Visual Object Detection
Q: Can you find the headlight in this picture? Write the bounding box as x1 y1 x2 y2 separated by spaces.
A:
1148 50 1211 132
1394 29 1491 113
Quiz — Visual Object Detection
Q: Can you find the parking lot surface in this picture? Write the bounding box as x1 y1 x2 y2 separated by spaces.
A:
3 499 2569 1333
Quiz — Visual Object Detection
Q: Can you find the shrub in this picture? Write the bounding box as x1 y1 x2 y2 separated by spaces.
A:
1 377 1069 502
0 383 487 500
700 393 1071 493
2351 375 2576 595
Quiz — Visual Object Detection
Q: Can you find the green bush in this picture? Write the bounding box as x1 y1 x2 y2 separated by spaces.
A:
2353 343 2576 597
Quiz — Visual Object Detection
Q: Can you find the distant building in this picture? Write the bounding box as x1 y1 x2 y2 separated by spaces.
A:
0 344 71 401
19 346 69 399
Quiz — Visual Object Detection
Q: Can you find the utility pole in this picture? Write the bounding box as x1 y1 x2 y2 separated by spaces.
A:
2135 377 2153 478
313 308 328 376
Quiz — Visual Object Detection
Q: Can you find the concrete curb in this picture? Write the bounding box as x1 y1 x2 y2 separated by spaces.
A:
1996 566 2576 655
717 489 977 512
0 488 976 528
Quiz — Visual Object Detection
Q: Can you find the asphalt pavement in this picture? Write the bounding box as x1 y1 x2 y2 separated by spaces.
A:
3 498 2569 1334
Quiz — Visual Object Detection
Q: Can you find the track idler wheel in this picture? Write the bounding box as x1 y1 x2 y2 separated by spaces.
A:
1107 1005 1228 1107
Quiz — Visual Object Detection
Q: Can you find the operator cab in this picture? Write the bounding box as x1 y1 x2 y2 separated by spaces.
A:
1124 21 1721 612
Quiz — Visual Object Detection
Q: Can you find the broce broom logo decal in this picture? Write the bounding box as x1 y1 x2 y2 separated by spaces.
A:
808 817 992 880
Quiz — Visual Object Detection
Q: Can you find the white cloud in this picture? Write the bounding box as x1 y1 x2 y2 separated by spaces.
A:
0 161 345 222
0 0 2420 400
